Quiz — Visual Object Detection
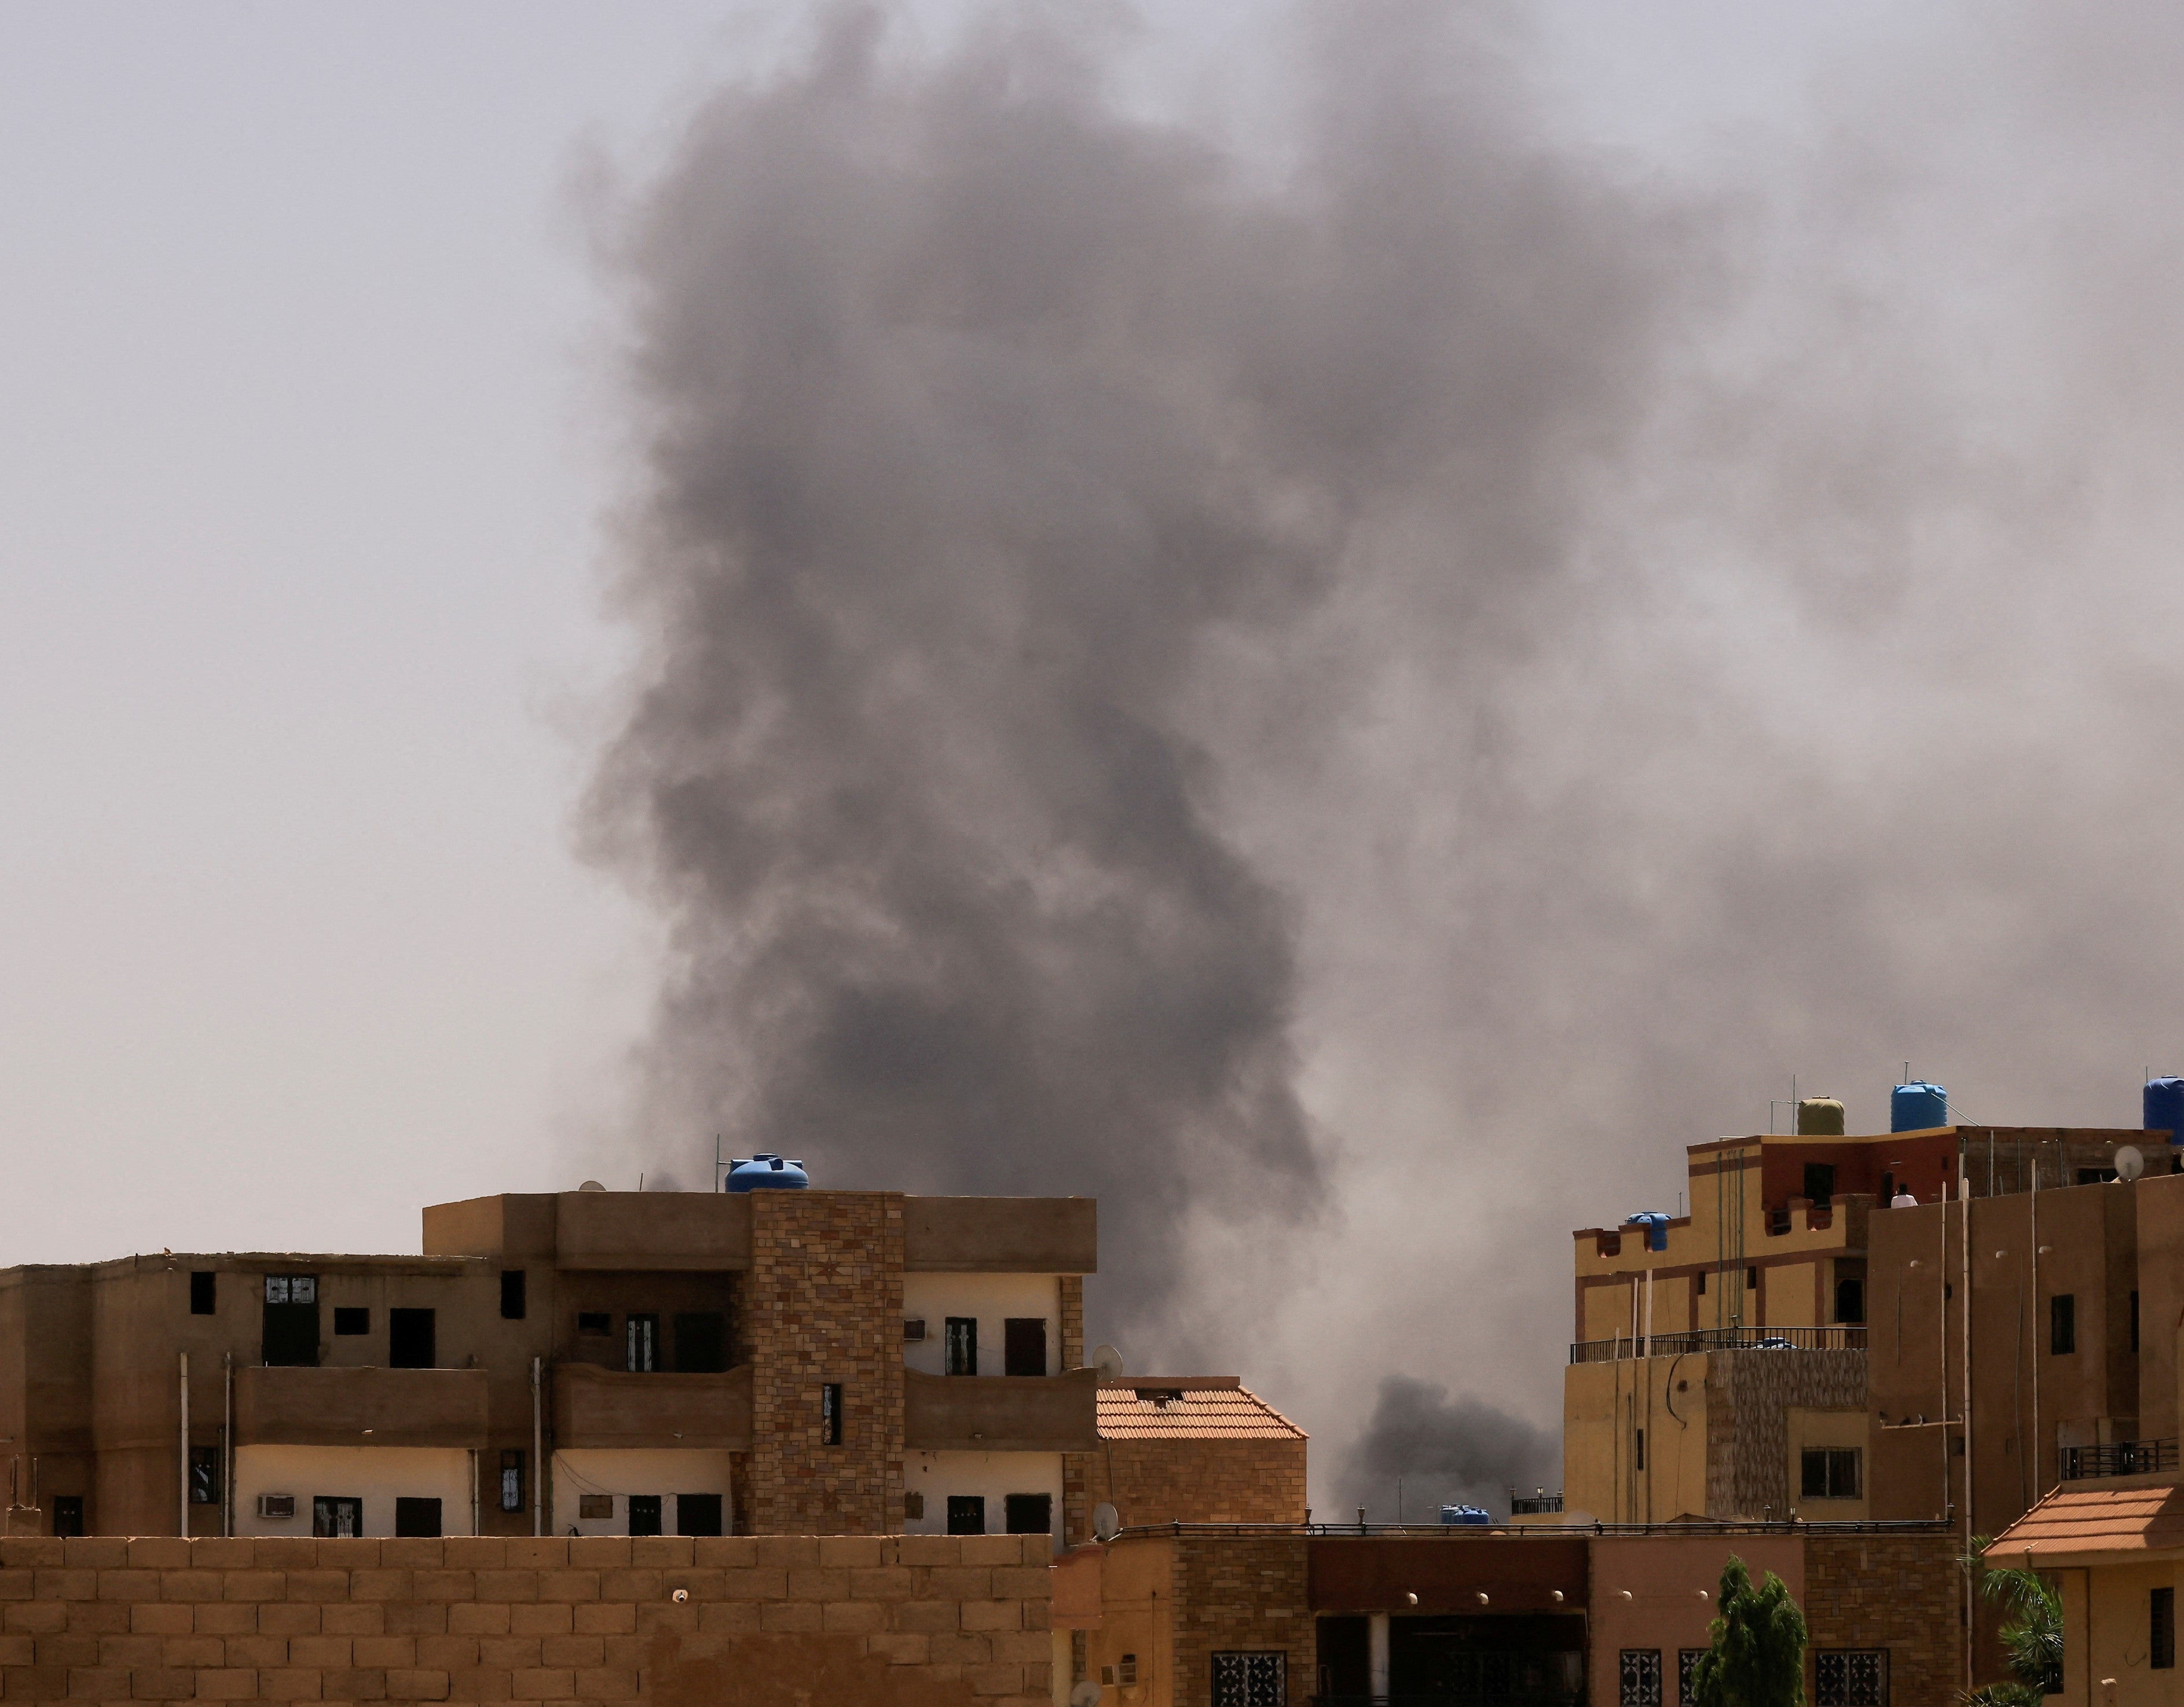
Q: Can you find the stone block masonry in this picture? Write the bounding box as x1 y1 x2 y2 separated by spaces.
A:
0 1532 1050 1705
1804 1529 1964 1703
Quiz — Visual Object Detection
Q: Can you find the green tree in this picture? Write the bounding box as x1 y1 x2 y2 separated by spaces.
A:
1961 1543 2062 1707
1688 1554 1808 1707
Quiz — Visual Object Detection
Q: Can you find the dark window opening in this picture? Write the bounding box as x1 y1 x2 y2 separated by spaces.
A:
578 1494 613 1520
1746 1266 1759 1293
394 1497 442 1538
189 1446 221 1505
626 1314 658 1373
499 1451 524 1514
1800 1447 1861 1500
2051 1294 2076 1357
1880 1172 1894 1205
1003 1492 1052 1535
822 1383 843 1445
903 1318 927 1342
2156 1587 2176 1670
262 1275 320 1368
946 1495 985 1535
389 1308 436 1369
1835 1278 1866 1325
577 1311 611 1336
334 1308 369 1336
673 1312 727 1374
312 1496 361 1539
1695 1270 1706 1296
1804 1162 1837 1205
50 1496 83 1538
500 1270 526 1321
1634 1428 1645 1471
189 1272 217 1316
676 1493 723 1537
1211 1653 1286 1707
944 1317 978 1376
1003 1317 1048 1378
627 1495 662 1537
903 1491 925 1519
2133 1290 2142 1354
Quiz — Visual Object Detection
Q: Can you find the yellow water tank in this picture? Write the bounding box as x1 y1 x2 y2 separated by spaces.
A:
1795 1097 1845 1136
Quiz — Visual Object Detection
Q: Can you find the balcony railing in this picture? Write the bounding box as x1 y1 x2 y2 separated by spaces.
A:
552 1361 752 1449
233 1365 489 1448
1510 1494 1563 1515
1569 1325 1867 1364
903 1368 1101 1452
2060 1438 2178 1481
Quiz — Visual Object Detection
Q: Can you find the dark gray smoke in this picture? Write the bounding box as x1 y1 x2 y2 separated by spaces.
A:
1331 1378 1559 1522
582 0 1703 1345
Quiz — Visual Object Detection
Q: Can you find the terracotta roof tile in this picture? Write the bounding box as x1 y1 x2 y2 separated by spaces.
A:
1984 1482 2184 1560
1097 1383 1305 1441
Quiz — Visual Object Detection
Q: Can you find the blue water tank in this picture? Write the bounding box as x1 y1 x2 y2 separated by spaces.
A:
1439 1505 1491 1526
725 1153 811 1192
2146 1079 2184 1137
1891 1082 1948 1132
1625 1212 1670 1252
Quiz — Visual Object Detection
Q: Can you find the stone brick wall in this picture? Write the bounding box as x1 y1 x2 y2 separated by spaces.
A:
745 1192 905 1535
1057 1279 1083 1375
1066 1440 1307 1544
1804 1528 1963 1704
0 1532 1050 1705
1168 1534 1311 1707
1705 1349 1866 1518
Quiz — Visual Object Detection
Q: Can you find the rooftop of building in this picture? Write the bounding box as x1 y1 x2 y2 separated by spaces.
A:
1985 1480 2184 1563
1095 1378 1305 1441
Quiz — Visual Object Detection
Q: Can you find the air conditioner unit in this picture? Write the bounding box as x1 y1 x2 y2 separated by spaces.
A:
902 1318 927 1342
256 1493 296 1520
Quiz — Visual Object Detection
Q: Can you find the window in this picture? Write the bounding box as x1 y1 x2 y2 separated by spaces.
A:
189 1272 217 1316
946 1495 985 1535
1211 1651 1287 1706
499 1451 524 1514
2133 1290 2142 1354
394 1497 442 1539
903 1491 924 1520
1634 1428 1645 1472
1003 1493 1052 1535
312 1497 361 1539
673 1312 726 1373
1105 1654 1138 1686
1003 1318 1048 1378
1801 1448 1862 1499
577 1311 611 1336
1746 1266 1759 1292
626 1495 662 1537
1678 1650 1705 1705
500 1270 526 1320
2051 1294 2076 1356
189 1446 221 1506
1804 1162 1837 1204
627 1314 658 1372
2156 1587 2175 1670
676 1493 723 1537
1620 1649 1663 1706
1696 1270 1706 1296
389 1308 436 1369
903 1318 927 1342
334 1308 369 1336
1815 1650 1889 1705
822 1383 844 1445
51 1497 83 1538
262 1275 320 1368
578 1494 614 1521
944 1317 978 1376
1835 1276 1866 1325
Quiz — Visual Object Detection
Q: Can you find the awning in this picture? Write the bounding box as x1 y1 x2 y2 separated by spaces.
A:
1984 1483 2184 1565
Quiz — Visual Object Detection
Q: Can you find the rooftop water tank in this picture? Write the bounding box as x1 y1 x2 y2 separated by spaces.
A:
725 1153 810 1192
1795 1098 1845 1137
1440 1505 1492 1526
2146 1078 2184 1138
1625 1212 1670 1252
1891 1082 1948 1132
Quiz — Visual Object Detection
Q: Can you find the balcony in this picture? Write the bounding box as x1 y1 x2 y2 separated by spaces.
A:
234 1365 488 1448
1569 1325 1867 1364
551 1361 753 1449
903 1368 1100 1452
2060 1438 2179 1481
901 1196 1097 1274
1510 1494 1563 1516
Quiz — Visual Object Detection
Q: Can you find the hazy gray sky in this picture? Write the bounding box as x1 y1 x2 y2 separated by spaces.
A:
9 1 2176 1512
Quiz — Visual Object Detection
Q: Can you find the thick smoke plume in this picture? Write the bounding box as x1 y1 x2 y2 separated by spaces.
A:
1331 1378 1559 1522
584 1 1695 1346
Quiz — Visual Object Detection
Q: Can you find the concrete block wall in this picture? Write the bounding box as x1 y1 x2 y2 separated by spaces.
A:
0 1532 1050 1705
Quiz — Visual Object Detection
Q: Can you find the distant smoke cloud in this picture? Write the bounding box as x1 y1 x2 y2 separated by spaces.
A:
581 0 1701 1345
1331 1377 1559 1521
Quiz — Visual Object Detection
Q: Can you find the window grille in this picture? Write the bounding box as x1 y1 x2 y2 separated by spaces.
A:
1678 1649 1706 1704
1815 1649 1889 1706
1210 1651 1285 1706
1619 1649 1663 1706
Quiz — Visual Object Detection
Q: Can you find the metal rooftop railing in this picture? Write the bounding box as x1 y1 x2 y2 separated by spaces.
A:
1569 1324 1866 1363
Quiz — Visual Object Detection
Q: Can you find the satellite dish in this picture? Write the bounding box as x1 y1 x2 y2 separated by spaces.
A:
1071 1683 1104 1707
2118 1145 2146 1182
1091 1343 1124 1379
1092 1502 1122 1541
577 1180 606 1192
